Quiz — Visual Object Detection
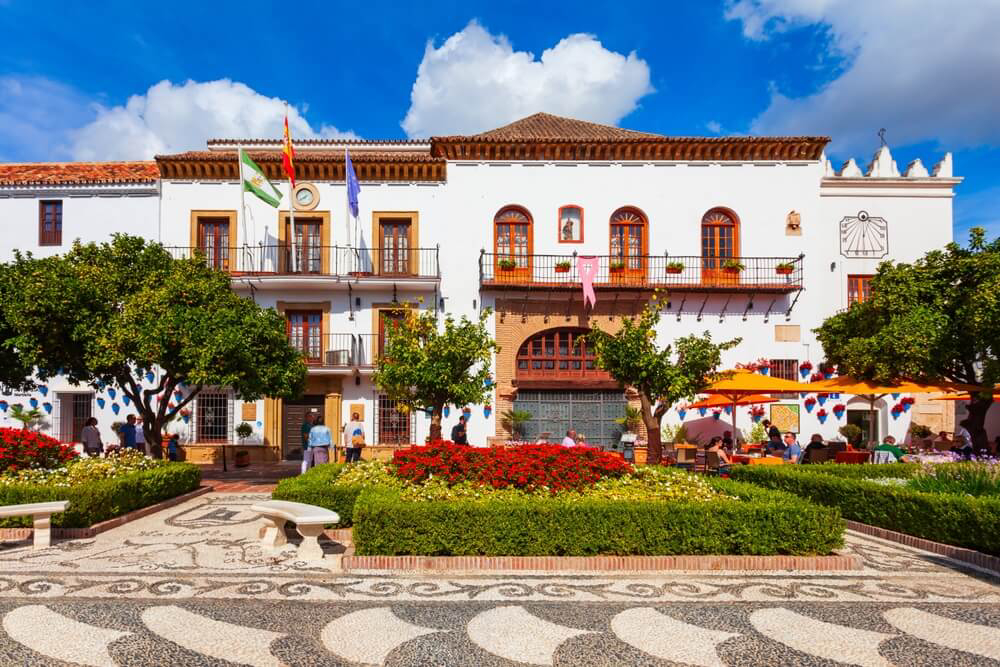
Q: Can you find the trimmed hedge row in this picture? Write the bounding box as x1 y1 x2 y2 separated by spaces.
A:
351 477 844 556
0 463 202 528
271 464 359 527
807 462 920 479
729 465 1000 556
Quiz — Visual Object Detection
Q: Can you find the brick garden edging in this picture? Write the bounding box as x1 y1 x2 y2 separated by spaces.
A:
0 485 211 541
846 519 1000 575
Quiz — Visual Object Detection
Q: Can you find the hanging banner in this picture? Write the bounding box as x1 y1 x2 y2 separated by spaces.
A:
577 256 598 308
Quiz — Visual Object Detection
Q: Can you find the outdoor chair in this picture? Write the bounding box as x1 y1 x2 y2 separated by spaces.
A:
827 442 847 457
706 451 731 476
873 450 897 464
807 447 830 464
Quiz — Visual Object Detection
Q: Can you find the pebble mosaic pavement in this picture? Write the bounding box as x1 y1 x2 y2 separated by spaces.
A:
0 492 996 666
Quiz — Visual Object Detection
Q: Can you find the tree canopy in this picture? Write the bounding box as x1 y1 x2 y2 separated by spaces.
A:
815 228 1000 447
0 263 34 394
2 235 306 446
588 296 739 463
374 307 498 441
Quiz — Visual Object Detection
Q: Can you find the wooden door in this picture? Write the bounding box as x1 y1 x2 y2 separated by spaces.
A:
379 219 412 275
281 395 325 460
198 218 230 270
701 209 739 284
378 309 407 359
494 208 532 282
287 311 323 363
609 208 646 283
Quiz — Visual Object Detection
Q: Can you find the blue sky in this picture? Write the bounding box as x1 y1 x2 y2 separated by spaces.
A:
1 0 997 241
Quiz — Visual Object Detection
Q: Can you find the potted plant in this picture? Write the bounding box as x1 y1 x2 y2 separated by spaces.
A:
721 259 745 274
804 396 817 412
775 262 795 275
8 405 42 430
832 403 846 419
234 422 253 468
665 261 684 274
614 405 643 433
816 408 829 424
500 409 532 439
799 360 813 378
554 260 572 273
498 258 517 271
609 260 626 273
838 423 862 446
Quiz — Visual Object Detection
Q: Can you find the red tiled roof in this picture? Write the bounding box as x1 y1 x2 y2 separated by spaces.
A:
439 112 664 141
206 138 426 146
157 150 437 164
0 161 159 186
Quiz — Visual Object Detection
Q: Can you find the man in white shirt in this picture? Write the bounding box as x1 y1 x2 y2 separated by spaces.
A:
953 419 974 458
135 417 147 455
561 430 577 447
343 412 365 463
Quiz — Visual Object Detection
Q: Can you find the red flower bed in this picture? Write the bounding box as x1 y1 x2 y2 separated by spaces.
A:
0 428 78 472
392 442 633 492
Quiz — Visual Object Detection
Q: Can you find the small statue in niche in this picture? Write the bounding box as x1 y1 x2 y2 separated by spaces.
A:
786 210 802 235
559 206 582 242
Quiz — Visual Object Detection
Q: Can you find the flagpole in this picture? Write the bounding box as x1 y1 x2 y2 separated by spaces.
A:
286 103 298 273
237 148 249 270
345 148 352 271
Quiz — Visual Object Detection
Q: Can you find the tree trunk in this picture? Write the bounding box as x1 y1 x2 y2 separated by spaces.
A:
429 406 443 443
638 393 661 464
964 397 992 452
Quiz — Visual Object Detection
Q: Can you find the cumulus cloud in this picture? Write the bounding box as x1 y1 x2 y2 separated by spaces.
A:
401 21 654 137
70 79 357 160
725 0 1000 155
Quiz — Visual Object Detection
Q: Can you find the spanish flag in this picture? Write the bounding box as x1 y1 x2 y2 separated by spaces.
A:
282 113 296 187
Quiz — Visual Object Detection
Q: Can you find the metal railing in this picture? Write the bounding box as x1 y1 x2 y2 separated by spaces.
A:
293 333 381 369
165 245 440 279
479 253 803 290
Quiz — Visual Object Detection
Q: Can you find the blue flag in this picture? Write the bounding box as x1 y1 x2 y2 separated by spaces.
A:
346 149 361 218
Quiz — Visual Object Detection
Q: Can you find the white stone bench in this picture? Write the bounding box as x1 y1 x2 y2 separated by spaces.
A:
0 501 70 550
250 500 340 561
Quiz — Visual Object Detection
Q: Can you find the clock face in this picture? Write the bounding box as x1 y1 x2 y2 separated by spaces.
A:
839 211 888 258
295 187 313 205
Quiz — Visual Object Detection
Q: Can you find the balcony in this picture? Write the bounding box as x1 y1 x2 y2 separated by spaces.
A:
166 245 440 289
479 253 803 293
295 333 381 372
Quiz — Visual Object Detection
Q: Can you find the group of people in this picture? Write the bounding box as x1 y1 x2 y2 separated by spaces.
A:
560 430 590 447
80 414 182 461
299 411 367 473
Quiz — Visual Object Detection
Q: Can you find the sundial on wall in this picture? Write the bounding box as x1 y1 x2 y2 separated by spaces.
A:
839 211 888 258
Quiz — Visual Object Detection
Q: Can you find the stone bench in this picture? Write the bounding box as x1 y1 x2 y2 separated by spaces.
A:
250 500 340 561
0 501 70 549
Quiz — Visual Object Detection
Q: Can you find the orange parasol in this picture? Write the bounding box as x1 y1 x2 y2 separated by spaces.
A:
686 394 778 410
701 370 815 438
805 376 984 445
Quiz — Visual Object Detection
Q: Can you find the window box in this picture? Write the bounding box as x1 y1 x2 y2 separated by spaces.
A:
609 261 626 273
775 263 794 275
666 262 684 274
554 261 571 273
498 259 518 271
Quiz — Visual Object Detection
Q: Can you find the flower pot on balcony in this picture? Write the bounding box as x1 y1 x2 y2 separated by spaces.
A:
666 266 683 274
609 265 625 273
235 450 250 468
775 266 794 275
498 262 517 272
554 266 570 274
722 267 742 275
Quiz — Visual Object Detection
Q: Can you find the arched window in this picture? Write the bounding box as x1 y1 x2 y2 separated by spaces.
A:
516 328 607 381
701 208 740 265
494 206 533 274
609 207 647 272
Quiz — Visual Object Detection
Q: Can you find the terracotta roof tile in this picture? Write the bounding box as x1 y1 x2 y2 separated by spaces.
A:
206 138 427 146
436 112 663 141
156 150 439 164
0 161 159 186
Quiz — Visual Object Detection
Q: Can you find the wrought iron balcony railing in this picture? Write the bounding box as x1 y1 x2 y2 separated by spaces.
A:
292 333 381 369
479 253 803 292
165 245 440 280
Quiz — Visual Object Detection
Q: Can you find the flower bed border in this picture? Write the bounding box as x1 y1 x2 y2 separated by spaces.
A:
846 520 1000 575
0 485 211 540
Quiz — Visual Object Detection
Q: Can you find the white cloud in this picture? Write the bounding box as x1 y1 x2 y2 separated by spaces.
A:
401 21 654 137
0 76 93 161
70 79 358 160
725 1 1000 156
705 120 723 134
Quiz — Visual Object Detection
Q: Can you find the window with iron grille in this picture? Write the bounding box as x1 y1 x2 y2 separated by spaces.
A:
768 359 799 382
39 200 62 246
375 393 415 445
195 391 233 442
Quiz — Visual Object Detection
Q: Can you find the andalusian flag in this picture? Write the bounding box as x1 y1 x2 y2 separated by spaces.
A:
239 149 282 208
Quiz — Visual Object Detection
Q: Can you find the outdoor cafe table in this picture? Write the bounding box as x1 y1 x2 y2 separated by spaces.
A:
835 450 870 464
731 454 786 465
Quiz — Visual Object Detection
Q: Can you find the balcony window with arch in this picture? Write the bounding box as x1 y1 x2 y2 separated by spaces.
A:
494 206 532 276
701 208 740 267
515 329 610 382
609 207 647 274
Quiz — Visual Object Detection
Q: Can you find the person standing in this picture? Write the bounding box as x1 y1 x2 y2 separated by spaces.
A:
167 433 181 462
343 412 366 463
450 415 468 445
300 412 315 473
81 417 103 457
952 419 974 459
135 416 147 455
308 415 332 465
120 415 139 451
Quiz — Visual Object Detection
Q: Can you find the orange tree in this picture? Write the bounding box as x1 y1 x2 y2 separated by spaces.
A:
1 235 306 452
588 298 739 463
374 307 498 442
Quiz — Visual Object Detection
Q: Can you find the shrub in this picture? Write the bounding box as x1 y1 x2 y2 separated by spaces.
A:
352 475 843 557
729 465 1000 555
0 447 169 487
0 428 77 472
0 462 201 528
906 462 1000 497
391 443 633 492
271 463 358 526
838 424 862 445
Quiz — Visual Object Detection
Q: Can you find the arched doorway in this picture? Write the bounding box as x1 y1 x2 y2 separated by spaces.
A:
512 328 625 447
494 205 533 281
701 207 740 283
610 206 647 281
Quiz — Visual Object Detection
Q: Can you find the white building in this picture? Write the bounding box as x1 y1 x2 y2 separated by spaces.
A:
0 113 981 460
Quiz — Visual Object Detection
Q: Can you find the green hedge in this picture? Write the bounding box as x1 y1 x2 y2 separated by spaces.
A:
0 463 202 529
352 477 843 556
729 465 1000 555
807 462 920 479
271 463 359 527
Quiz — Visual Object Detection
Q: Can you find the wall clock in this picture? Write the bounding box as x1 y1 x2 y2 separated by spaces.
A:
293 183 320 211
839 211 888 258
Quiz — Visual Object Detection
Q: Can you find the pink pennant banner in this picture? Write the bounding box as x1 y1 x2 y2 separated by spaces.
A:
577 256 598 308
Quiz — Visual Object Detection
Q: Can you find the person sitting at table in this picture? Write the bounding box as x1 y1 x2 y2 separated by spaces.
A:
875 435 909 463
801 433 826 464
721 430 734 452
705 436 732 465
781 432 802 463
762 420 782 447
932 430 953 452
766 435 787 456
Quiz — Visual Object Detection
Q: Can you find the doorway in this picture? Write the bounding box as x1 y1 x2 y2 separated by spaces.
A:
56 393 93 443
281 395 325 460
846 408 878 445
